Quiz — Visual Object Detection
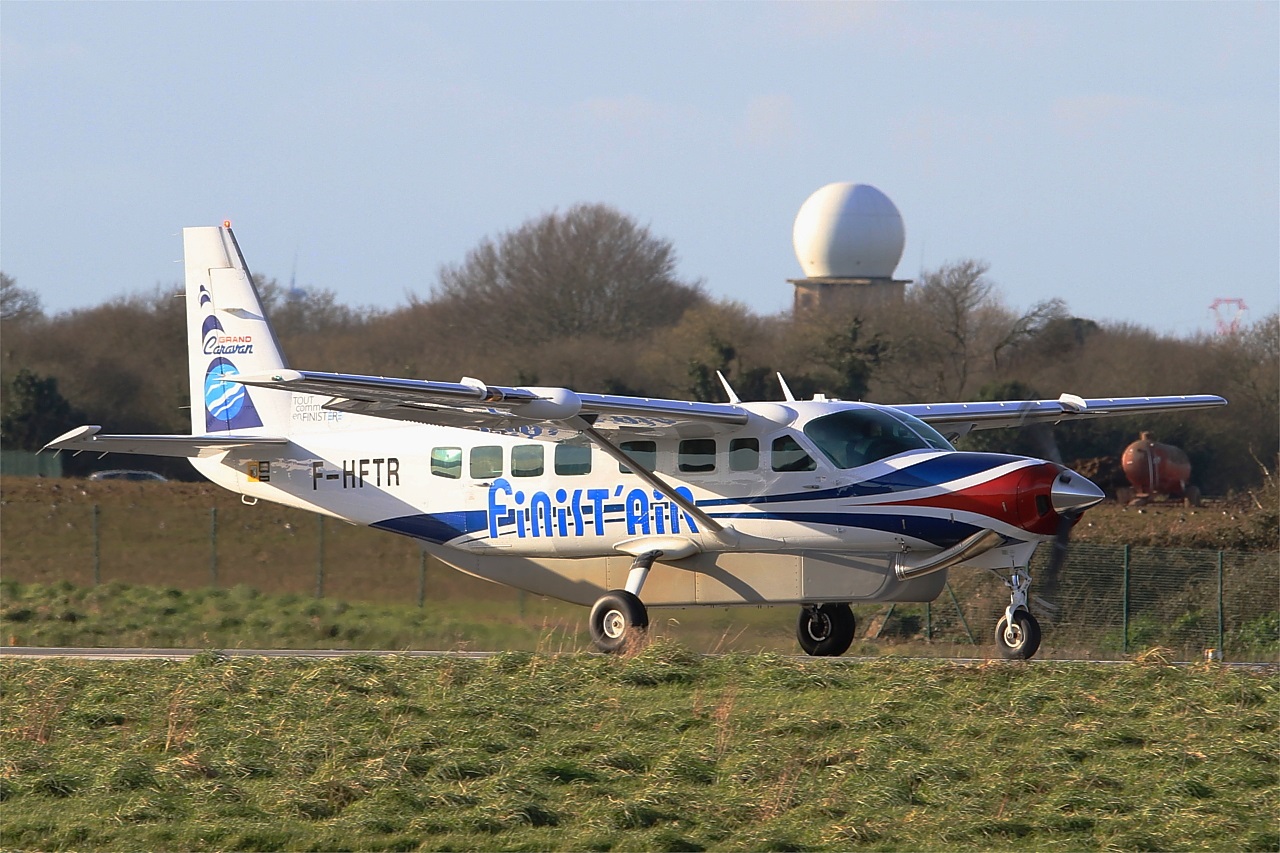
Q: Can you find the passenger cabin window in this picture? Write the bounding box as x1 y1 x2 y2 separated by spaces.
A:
729 437 759 471
678 439 716 473
470 445 502 480
554 443 592 476
511 445 544 477
430 447 462 479
618 440 657 474
802 408 953 469
771 435 816 472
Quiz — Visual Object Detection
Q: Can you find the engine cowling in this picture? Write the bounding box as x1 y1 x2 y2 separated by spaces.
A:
1016 462 1105 536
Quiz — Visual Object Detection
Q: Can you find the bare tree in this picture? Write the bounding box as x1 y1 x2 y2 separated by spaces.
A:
430 204 706 346
873 260 1067 401
1 273 43 324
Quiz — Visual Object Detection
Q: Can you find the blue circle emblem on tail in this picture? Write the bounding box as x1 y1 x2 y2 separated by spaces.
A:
205 358 247 421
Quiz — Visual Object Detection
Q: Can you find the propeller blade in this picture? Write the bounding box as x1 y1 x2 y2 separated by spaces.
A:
1038 509 1079 612
1040 469 1102 612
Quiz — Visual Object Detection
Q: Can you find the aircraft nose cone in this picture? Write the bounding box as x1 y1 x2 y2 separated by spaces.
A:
1051 469 1105 514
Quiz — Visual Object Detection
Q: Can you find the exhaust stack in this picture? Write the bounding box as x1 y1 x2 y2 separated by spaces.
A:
894 528 1005 582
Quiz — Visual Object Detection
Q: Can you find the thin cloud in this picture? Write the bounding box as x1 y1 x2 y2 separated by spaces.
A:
573 95 704 147
0 37 87 72
765 4 1049 58
739 95 799 151
1051 94 1166 140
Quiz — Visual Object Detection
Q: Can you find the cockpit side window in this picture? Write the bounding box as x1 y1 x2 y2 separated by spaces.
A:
771 435 816 472
804 409 952 469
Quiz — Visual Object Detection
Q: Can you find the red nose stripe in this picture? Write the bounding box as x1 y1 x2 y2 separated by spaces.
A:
877 462 1063 535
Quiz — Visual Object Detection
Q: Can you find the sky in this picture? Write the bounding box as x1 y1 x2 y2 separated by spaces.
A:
2 2 1277 337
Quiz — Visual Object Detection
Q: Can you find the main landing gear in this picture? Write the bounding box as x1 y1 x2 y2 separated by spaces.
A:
796 603 856 657
588 550 657 653
994 569 1042 660
589 590 649 653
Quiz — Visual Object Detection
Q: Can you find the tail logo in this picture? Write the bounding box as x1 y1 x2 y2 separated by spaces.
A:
199 286 264 431
202 314 255 355
204 358 265 431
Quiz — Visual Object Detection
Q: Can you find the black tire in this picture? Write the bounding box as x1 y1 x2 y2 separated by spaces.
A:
995 609 1042 660
796 603 856 657
589 590 649 653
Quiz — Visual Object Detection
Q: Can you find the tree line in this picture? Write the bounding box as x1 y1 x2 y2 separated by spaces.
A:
3 203 1276 493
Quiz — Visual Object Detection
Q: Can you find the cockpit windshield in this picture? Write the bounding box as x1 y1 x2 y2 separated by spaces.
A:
803 408 954 470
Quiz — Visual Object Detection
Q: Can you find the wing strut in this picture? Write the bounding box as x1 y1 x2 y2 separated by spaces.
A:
572 419 733 543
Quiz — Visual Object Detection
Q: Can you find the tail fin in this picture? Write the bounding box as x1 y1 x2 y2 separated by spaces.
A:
185 225 290 435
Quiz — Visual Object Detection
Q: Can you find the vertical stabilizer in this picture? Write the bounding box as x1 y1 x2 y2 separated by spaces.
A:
185 225 290 435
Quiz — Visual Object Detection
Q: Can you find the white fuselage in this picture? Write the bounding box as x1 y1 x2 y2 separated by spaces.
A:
192 398 1044 607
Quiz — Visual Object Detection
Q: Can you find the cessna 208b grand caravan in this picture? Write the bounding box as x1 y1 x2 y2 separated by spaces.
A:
45 225 1227 658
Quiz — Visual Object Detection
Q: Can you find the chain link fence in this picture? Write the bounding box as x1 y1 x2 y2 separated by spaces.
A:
5 498 1278 661
878 543 1278 662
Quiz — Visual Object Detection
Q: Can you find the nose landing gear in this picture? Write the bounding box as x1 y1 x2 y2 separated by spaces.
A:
994 569 1042 660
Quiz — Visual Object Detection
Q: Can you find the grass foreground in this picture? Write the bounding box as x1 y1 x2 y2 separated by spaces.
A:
2 647 1277 852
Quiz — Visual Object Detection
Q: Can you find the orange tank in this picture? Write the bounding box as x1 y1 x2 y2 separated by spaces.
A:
1121 431 1192 498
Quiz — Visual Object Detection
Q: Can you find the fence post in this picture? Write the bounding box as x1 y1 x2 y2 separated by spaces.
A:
418 549 427 608
945 582 976 644
92 504 101 586
1217 550 1225 661
315 515 325 599
871 603 896 639
925 601 932 642
1122 544 1130 655
209 507 218 588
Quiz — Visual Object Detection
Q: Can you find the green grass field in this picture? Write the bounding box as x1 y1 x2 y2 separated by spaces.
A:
2 649 1276 852
0 579 971 659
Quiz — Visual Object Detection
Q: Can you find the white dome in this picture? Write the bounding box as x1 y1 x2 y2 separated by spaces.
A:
793 183 905 278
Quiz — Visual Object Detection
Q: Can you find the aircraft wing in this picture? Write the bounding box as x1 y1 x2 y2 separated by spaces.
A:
43 426 289 459
897 393 1227 436
237 369 749 436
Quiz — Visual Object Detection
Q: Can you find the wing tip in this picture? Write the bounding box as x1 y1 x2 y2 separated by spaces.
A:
42 425 103 452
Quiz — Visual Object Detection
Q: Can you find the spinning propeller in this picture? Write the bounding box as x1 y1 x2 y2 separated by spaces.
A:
1036 468 1105 613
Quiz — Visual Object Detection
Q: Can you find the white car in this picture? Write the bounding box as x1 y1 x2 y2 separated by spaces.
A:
87 469 168 482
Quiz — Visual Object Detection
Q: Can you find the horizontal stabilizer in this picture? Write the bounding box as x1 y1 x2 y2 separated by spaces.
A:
42 425 288 459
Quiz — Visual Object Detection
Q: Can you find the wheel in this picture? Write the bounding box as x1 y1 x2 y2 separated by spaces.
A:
995 609 1042 660
589 590 649 653
796 603 855 657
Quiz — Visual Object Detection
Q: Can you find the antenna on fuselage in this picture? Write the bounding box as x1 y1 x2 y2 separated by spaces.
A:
715 371 741 405
777 373 797 403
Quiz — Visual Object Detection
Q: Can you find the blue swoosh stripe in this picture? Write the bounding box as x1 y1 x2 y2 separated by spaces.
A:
707 510 983 547
370 452 1022 547
699 453 1026 508
853 452 1025 492
373 510 488 544
370 508 983 550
